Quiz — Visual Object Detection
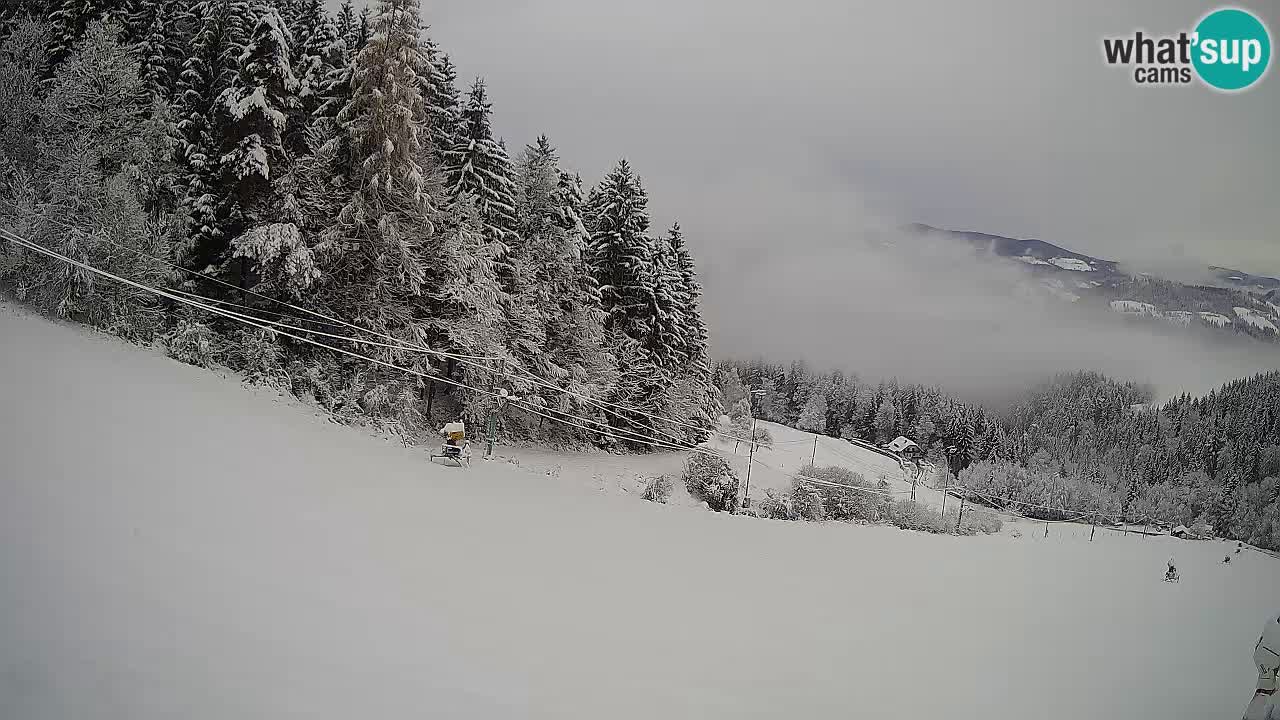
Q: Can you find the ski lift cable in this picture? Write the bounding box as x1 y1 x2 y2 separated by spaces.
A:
0 228 504 400
0 225 1197 530
0 202 502 362
503 362 758 447
0 227 735 459
507 399 727 459
498 365 694 448
0 199 756 447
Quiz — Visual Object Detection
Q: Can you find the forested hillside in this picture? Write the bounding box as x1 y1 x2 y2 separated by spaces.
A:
724 356 1280 550
0 0 718 446
989 371 1280 548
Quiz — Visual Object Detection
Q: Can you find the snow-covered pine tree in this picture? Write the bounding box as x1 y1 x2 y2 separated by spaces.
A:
650 224 688 372
285 0 344 151
506 135 616 430
798 388 828 433
443 78 518 275
318 0 433 354
130 0 181 99
0 18 52 169
419 32 461 167
173 0 252 274
1 1 51 36
6 19 170 339
587 159 691 440
587 159 656 348
668 221 717 438
211 4 302 293
424 194 512 427
333 0 355 57
355 6 370 52
47 0 117 66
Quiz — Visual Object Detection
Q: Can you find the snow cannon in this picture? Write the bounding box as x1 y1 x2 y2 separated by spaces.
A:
442 421 466 444
431 422 471 467
1243 613 1280 720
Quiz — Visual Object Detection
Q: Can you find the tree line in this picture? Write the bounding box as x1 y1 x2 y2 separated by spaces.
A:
721 355 1280 550
0 0 718 446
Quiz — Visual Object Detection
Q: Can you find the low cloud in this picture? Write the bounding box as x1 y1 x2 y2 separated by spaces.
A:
703 224 1280 405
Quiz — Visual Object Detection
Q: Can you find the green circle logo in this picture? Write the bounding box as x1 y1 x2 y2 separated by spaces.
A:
1192 8 1271 91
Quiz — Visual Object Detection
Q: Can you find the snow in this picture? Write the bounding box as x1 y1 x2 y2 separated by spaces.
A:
1040 278 1081 302
1234 307 1279 332
1014 255 1050 266
1165 311 1194 326
1200 312 1233 327
1110 300 1161 317
2 301 1278 720
1048 257 1092 272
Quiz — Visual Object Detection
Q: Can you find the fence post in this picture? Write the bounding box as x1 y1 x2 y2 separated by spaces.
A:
1044 519 1049 538
1090 513 1097 542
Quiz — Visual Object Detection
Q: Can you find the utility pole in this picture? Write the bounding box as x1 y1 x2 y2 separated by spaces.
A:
744 414 758 510
742 389 766 510
1090 513 1097 542
941 471 949 516
810 435 818 468
956 494 966 533
485 359 508 460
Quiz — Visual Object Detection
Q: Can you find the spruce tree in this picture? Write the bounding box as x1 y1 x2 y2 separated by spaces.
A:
47 0 117 67
319 0 434 353
173 0 252 273
131 0 181 99
587 159 656 346
419 33 461 166
334 0 356 58
650 224 689 371
509 136 615 422
355 6 370 52
286 0 344 150
212 4 300 290
444 78 519 270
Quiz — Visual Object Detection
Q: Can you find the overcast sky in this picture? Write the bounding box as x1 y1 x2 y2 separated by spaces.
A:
339 0 1280 397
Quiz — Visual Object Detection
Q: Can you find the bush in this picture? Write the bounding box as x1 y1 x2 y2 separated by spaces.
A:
642 475 672 504
959 507 1004 535
683 453 740 513
798 464 890 523
788 480 826 521
889 500 950 534
229 327 288 389
757 488 792 520
164 319 219 367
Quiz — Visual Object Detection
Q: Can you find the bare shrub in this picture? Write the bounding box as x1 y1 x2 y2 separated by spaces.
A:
642 475 672 503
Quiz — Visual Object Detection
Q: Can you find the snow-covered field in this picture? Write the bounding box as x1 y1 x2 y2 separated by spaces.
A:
3 301 1279 720
1048 257 1093 272
1235 306 1279 333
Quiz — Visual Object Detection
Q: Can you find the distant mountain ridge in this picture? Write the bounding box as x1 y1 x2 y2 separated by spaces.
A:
905 223 1280 342
906 223 1280 292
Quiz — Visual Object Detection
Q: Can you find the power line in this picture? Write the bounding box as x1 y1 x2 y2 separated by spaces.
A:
0 226 737 461
0 225 1186 533
0 200 501 361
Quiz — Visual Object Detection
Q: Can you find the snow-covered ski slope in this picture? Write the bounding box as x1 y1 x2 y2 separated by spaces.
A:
2 301 1279 720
